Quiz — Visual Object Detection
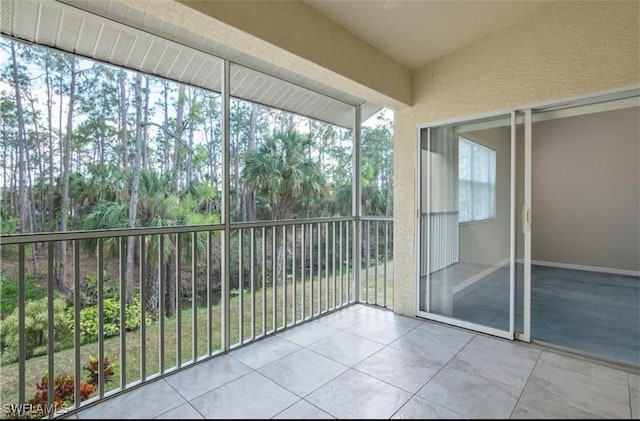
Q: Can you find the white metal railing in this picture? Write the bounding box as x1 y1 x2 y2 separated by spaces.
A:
0 216 393 417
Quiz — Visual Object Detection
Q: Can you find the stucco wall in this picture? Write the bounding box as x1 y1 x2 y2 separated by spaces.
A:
394 1 640 316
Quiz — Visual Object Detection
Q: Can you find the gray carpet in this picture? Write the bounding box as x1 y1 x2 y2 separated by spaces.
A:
451 264 640 366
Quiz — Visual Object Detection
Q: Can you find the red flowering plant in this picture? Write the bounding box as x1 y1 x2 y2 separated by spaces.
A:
19 355 115 419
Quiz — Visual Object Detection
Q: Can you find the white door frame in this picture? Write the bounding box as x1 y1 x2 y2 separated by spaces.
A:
416 112 520 341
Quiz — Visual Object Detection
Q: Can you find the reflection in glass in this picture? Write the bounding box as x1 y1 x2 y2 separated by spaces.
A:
420 115 512 332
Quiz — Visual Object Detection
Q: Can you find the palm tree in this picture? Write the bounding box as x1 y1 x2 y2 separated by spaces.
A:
82 170 176 316
242 129 325 284
243 129 325 221
82 169 213 317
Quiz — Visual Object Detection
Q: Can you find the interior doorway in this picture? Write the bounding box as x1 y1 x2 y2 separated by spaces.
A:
525 103 639 365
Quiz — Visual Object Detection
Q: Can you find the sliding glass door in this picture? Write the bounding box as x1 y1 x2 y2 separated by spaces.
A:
418 113 522 339
418 89 638 352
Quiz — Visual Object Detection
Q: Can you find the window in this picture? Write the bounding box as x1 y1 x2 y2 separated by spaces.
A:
458 137 496 223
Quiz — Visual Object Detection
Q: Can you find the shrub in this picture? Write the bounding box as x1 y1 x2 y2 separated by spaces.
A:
77 298 141 343
124 299 141 331
26 355 115 417
29 373 92 411
80 273 120 306
0 297 72 361
0 216 20 258
83 355 115 386
0 273 46 317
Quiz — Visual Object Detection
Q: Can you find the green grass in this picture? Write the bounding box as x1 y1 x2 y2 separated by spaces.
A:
0 260 393 408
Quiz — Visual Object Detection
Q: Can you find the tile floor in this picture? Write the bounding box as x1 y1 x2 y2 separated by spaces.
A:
69 304 639 419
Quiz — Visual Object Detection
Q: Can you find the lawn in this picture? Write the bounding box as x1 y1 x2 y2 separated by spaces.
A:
0 260 393 408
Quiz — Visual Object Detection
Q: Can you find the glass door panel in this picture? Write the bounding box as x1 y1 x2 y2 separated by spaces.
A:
419 114 515 338
514 111 529 339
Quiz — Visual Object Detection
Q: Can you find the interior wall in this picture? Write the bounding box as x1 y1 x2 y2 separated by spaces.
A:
530 106 640 272
458 127 511 266
394 0 640 316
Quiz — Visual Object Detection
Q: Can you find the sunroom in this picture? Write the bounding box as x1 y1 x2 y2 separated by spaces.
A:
0 0 638 419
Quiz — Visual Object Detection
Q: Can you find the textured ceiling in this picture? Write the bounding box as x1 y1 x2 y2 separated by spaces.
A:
305 0 550 69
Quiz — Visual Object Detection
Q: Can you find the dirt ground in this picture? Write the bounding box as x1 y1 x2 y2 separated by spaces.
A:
0 243 138 291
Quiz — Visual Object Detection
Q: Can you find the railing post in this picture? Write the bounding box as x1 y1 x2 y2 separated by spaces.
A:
353 105 362 302
159 235 165 373
140 238 147 381
176 234 182 366
119 238 127 389
97 240 105 396
47 243 55 412
73 241 81 406
17 245 25 405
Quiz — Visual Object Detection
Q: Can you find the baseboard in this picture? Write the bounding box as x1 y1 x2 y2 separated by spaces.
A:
517 259 639 277
453 258 510 294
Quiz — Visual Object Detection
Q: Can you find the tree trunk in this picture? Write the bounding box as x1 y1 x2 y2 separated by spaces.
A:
172 85 185 193
125 74 144 304
272 200 293 285
142 76 150 170
10 42 38 272
385 151 392 216
233 133 240 220
26 93 44 232
57 57 76 299
1 119 7 217
10 42 28 234
119 70 129 197
144 243 159 317
165 255 176 317
186 89 195 187
245 104 258 222
210 120 218 191
99 132 105 199
163 82 170 174
10 145 16 217
23 96 39 271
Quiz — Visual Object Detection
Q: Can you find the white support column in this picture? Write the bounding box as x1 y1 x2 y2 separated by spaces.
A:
509 112 516 338
522 108 532 342
353 105 362 302
221 60 231 351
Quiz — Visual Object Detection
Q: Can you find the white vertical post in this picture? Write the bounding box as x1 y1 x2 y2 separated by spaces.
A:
523 109 532 342
353 105 361 302
425 128 431 313
221 60 231 351
509 112 516 338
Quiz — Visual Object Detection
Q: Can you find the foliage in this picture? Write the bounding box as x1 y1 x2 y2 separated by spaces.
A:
83 355 116 387
243 129 326 220
0 297 72 361
76 298 141 343
28 373 91 415
229 288 250 297
79 273 121 307
0 216 20 258
0 272 46 317
26 355 115 416
0 37 393 318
